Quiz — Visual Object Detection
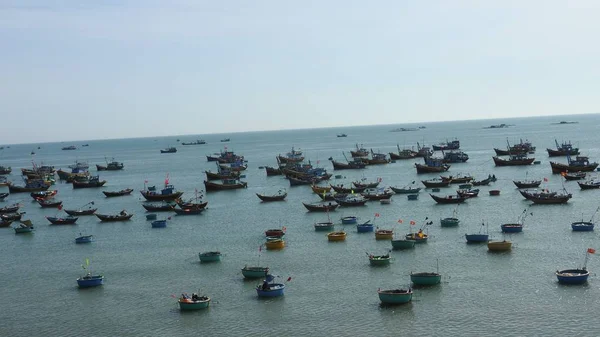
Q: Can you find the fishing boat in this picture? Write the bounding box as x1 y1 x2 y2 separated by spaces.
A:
8 180 50 193
173 206 205 215
160 147 177 153
389 144 417 160
102 188 133 197
571 207 598 232
1 212 24 221
256 189 287 202
391 238 416 250
341 216 358 224
0 203 20 214
487 240 512 252
441 174 473 184
204 179 248 191
330 184 367 193
519 189 572 204
429 194 467 204
501 209 529 233
433 139 460 151
264 166 283 176
311 184 332 194
75 234 93 244
77 259 103 288
175 193 208 210
335 194 368 206
368 252 391 266
37 199 63 208
72 176 107 189
421 179 450 188
256 274 286 297
0 219 13 227
410 272 441 286
242 266 269 279
46 216 78 225
493 154 535 166
472 175 496 186
405 220 432 243
331 158 367 170
265 228 285 237
140 182 184 201
415 142 433 157
151 219 167 228
181 140 206 145
30 190 57 200
547 140 579 157
337 133 347 138
465 222 489 243
62 145 77 151
96 158 124 171
390 184 421 194
277 147 304 163
556 249 594 284
350 144 369 158
327 231 347 241
494 139 536 155
456 188 479 199
377 288 413 304
315 213 335 231
414 159 450 173
563 172 586 181
363 150 389 165
142 202 176 212
0 166 11 174
578 180 600 190
356 221 374 232
550 155 599 173
513 180 541 188
375 229 393 240
95 210 133 222
221 138 230 142
440 207 460 227
178 294 211 310
265 237 285 250
14 220 34 234
361 188 394 201
441 150 469 163
199 251 222 262
303 202 339 212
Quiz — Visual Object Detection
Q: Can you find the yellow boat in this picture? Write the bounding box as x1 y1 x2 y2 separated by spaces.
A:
327 231 347 241
265 238 285 250
487 240 512 252
311 184 331 194
375 229 394 240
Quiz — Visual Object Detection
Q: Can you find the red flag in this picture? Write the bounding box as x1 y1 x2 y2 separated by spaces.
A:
543 178 548 182
375 213 380 217
287 277 292 282
397 219 403 224
283 226 287 232
588 248 596 254
57 204 63 211
410 220 416 225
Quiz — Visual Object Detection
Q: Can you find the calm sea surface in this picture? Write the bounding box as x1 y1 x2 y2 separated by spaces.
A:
1 115 599 337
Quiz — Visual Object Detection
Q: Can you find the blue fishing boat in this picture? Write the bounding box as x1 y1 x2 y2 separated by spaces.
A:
76 259 103 288
556 249 594 284
465 222 489 243
377 288 413 304
501 209 529 233
75 234 93 244
341 216 357 224
356 221 374 232
256 274 285 298
151 219 167 228
571 207 598 232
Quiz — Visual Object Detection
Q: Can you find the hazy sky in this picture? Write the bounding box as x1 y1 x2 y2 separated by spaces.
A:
1 1 598 143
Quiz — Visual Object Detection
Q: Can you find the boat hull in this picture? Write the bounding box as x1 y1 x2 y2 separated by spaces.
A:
556 269 589 284
242 267 269 279
391 239 416 249
378 290 413 304
256 284 285 297
410 273 441 285
440 218 460 227
487 241 512 252
179 299 210 310
465 234 489 243
199 253 222 262
501 224 523 233
327 232 347 241
571 222 594 231
77 276 104 288
356 223 374 232
369 258 391 266
75 235 93 244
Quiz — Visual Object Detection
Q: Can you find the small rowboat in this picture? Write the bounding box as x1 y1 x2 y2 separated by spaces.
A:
440 217 460 227
314 222 334 231
102 189 134 197
30 190 57 200
571 221 594 231
178 294 211 310
368 254 391 266
405 232 428 243
75 235 93 244
38 199 63 208
265 238 285 250
142 202 175 212
302 202 339 212
356 221 374 233
242 266 269 279
173 207 205 215
199 251 222 262
501 223 523 233
256 275 285 297
375 229 393 240
465 233 489 243
256 190 287 202
377 288 413 304
14 220 34 233
265 229 285 237
77 273 104 288
341 216 357 224
410 272 441 285
487 240 512 252
391 239 415 250
556 269 589 284
327 231 347 241
151 219 167 228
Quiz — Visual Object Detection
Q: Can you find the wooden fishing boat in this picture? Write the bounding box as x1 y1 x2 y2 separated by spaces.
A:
160 147 177 153
314 221 335 231
578 180 600 190
65 207 97 216
550 155 598 173
37 199 63 208
432 139 460 151
0 218 13 227
256 275 286 297
389 144 417 160
181 139 206 145
265 238 285 250
311 185 331 194
176 197 208 210
563 172 586 181
72 176 107 189
350 144 369 158
472 175 496 186
440 174 473 184
173 206 205 215
95 210 133 222
205 170 241 181
494 139 536 155
415 142 433 157
75 234 93 244
14 220 34 233
265 166 283 176
547 140 579 157
421 179 450 188
487 240 512 252
1 212 24 221
415 162 450 173
330 184 367 193
334 195 368 206
30 190 57 200
513 180 541 188
456 189 479 198
493 154 535 166
140 184 184 201
316 192 339 201
390 185 421 194
218 162 247 172
0 176 9 187
519 189 572 204
375 229 393 240
364 150 389 165
0 203 20 214
256 190 287 202
377 288 413 304
327 231 347 241
265 228 285 237
411 272 441 285
242 266 269 279
102 188 133 197
204 179 247 191
303 202 339 212
178 294 211 310
199 251 222 262
8 180 50 193
46 216 78 225
368 253 391 266
429 194 467 204
96 158 124 171
142 202 176 212
331 159 366 170
353 180 380 189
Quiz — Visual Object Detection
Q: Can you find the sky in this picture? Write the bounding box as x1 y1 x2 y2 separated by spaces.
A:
1 0 599 143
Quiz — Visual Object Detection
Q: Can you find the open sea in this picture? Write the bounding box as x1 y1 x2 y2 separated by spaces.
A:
1 114 599 337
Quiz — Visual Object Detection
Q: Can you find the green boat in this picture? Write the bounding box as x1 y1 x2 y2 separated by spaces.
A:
391 239 415 250
199 251 222 263
440 217 460 227
377 288 413 304
178 294 211 311
368 253 391 266
410 272 441 285
242 266 269 279
14 220 34 234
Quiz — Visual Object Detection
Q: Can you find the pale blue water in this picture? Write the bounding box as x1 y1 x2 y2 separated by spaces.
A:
0 114 599 336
